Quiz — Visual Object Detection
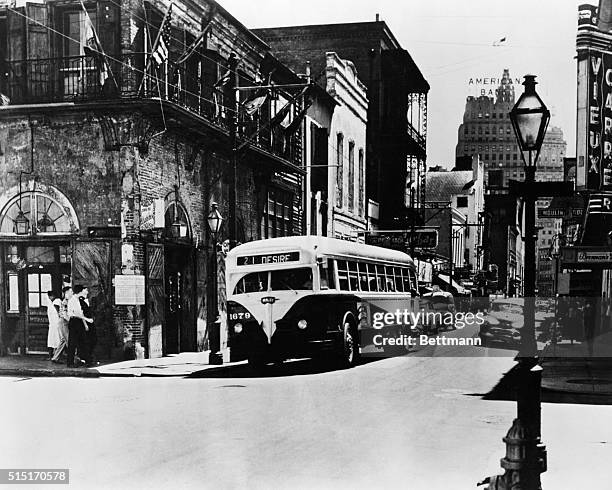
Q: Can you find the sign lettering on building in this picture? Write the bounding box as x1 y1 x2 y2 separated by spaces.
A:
585 52 612 190
466 76 522 97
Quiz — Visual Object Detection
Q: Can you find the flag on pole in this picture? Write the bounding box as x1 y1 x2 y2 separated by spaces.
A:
80 1 110 86
282 93 313 135
152 4 172 66
243 92 268 116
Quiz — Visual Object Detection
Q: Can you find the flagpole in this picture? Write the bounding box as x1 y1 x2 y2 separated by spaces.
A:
137 2 173 96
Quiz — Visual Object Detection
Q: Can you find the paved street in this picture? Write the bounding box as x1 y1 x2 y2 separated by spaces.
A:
1 335 611 490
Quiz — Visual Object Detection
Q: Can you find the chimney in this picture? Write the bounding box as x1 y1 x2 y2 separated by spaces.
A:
599 0 612 31
375 13 380 22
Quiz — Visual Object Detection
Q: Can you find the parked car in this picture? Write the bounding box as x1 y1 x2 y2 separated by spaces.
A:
478 298 523 348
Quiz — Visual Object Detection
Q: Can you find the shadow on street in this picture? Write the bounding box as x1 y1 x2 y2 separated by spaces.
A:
466 363 612 406
187 356 385 379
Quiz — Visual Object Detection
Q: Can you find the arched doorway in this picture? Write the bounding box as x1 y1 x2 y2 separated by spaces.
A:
163 199 195 354
0 184 79 354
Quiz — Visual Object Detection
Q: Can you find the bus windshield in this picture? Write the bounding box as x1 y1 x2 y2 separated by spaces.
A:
233 268 313 294
270 268 313 291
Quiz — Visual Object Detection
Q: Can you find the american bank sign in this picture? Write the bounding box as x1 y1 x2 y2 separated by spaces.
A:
579 52 612 190
467 76 521 97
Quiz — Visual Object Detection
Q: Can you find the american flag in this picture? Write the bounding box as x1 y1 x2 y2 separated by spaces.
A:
152 4 172 66
587 193 612 214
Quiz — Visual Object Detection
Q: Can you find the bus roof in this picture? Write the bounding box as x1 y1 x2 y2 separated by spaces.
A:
227 236 415 266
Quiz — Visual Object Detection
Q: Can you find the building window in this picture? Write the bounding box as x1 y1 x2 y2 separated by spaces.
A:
0 191 75 236
264 187 293 238
336 133 344 208
348 141 355 212
62 9 98 58
358 149 364 217
457 196 468 208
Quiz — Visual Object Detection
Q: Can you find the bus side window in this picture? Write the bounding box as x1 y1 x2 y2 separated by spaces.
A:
393 267 404 292
358 262 369 292
385 266 396 292
319 258 332 290
367 263 377 292
401 268 411 293
337 260 349 291
348 261 359 291
376 264 387 292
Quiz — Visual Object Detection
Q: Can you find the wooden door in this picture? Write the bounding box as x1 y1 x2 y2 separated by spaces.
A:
146 243 165 357
72 240 113 359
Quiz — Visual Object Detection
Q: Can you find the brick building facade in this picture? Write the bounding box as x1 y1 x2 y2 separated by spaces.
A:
253 19 429 231
0 0 307 358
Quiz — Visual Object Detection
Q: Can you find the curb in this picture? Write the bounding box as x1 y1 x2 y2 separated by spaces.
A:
0 368 101 378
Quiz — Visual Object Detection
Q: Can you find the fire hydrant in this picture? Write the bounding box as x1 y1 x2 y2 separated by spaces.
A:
478 418 546 489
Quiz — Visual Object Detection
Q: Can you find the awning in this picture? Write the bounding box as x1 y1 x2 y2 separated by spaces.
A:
436 273 471 296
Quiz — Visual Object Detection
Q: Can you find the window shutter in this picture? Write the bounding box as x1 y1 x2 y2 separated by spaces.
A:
26 3 49 60
311 126 328 193
97 1 120 57
7 7 25 101
7 7 25 62
26 3 50 99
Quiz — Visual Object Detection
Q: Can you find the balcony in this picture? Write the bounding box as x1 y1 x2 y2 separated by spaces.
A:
2 55 303 171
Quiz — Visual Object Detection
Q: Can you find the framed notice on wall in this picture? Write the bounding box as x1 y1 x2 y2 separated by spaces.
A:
114 275 146 305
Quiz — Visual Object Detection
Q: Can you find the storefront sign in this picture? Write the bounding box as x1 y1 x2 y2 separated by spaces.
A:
577 250 612 262
114 274 145 305
140 198 165 230
562 247 612 266
538 208 584 219
365 233 406 251
584 51 612 190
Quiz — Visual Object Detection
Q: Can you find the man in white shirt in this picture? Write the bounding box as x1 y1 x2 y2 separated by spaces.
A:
66 285 93 367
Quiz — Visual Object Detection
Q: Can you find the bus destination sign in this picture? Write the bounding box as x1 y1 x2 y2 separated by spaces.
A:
237 251 300 266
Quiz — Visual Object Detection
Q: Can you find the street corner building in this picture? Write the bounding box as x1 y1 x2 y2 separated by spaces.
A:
0 0 309 359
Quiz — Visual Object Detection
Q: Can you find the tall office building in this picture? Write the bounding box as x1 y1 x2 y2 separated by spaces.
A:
455 69 566 189
455 69 567 294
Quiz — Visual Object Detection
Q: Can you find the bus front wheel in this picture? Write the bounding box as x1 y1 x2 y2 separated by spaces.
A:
340 322 358 368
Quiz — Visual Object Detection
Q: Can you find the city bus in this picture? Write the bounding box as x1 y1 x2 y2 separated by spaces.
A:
226 236 420 368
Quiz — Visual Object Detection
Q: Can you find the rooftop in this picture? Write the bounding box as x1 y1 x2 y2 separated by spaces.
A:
426 171 475 202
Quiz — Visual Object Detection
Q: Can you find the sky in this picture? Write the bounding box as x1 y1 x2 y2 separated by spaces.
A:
218 0 588 168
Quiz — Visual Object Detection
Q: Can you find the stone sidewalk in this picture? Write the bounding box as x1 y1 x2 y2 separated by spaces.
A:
0 351 243 378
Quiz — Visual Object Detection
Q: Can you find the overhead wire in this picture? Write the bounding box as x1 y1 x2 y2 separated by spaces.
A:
6 6 240 116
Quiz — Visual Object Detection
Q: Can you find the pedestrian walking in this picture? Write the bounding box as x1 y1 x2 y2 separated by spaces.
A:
51 286 72 363
46 291 62 360
66 285 93 368
79 286 97 367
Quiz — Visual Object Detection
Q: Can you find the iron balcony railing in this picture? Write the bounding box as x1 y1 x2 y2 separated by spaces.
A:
3 55 301 166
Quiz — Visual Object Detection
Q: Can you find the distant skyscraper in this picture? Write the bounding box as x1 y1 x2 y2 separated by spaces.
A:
455 69 566 190
455 69 567 294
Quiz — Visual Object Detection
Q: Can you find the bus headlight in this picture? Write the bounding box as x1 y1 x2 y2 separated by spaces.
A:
234 323 243 334
297 319 308 330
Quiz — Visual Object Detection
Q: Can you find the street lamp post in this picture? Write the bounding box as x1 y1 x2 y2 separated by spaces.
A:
506 74 550 488
481 75 550 489
207 202 224 365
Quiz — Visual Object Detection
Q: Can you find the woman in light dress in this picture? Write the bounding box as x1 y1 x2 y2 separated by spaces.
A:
46 290 62 360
